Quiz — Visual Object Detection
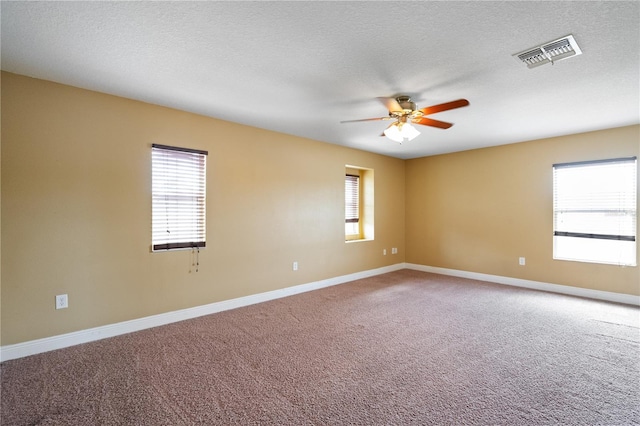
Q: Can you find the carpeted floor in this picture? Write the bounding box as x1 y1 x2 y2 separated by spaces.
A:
1 270 639 425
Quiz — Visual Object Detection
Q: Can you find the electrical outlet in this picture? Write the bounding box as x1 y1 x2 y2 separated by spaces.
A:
519 257 526 266
293 261 298 271
56 294 68 310
392 248 398 254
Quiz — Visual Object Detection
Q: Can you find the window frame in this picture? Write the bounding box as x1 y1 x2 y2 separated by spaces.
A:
345 165 374 242
151 144 208 252
552 156 637 266
345 173 361 240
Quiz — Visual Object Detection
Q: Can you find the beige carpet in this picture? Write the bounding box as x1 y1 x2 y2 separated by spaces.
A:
1 270 639 425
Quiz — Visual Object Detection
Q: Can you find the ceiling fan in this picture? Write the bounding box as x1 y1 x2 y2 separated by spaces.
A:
340 96 469 143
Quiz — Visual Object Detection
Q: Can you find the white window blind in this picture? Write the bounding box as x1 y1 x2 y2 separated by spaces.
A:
553 157 637 266
152 144 207 251
345 174 359 235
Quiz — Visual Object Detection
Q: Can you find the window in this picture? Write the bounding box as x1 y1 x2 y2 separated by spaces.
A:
553 157 637 266
345 166 374 241
345 174 360 237
152 144 207 251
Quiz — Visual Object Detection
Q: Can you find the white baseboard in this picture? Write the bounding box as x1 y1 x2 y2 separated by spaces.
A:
3 263 636 362
405 263 640 306
0 264 404 362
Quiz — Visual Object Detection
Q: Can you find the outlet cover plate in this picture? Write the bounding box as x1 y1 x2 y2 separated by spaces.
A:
56 294 68 309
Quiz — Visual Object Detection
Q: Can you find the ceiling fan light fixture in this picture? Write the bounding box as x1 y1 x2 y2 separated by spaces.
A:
384 123 404 142
384 122 420 143
402 122 420 141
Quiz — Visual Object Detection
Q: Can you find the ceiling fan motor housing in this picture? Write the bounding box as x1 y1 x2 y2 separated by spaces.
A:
395 96 417 113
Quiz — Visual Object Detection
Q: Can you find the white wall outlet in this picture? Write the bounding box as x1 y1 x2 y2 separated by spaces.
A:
519 257 526 266
392 248 398 254
56 294 68 310
383 249 387 255
292 261 298 271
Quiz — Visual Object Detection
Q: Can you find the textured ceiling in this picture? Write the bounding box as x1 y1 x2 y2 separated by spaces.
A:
2 1 639 159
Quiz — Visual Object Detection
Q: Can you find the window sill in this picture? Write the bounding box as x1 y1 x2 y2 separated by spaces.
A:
345 238 374 244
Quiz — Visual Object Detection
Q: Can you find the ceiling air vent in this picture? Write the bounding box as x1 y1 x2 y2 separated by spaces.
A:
514 35 582 69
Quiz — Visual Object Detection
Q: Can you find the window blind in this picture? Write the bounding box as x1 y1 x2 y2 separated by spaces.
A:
553 157 636 265
152 144 207 251
345 174 360 236
345 174 359 223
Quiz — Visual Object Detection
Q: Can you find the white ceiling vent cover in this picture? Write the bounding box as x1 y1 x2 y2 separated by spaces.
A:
514 35 582 68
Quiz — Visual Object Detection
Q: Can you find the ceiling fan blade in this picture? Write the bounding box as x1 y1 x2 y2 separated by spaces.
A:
413 117 454 129
340 117 386 123
419 99 469 116
377 97 403 113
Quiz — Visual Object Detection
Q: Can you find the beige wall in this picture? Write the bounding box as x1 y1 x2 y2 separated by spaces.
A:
1 72 405 345
1 72 638 347
406 125 640 296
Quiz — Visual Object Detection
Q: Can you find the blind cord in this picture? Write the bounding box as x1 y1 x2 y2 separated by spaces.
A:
189 247 201 273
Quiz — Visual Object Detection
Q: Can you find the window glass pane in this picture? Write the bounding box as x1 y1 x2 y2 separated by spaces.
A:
554 236 636 266
345 222 359 235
